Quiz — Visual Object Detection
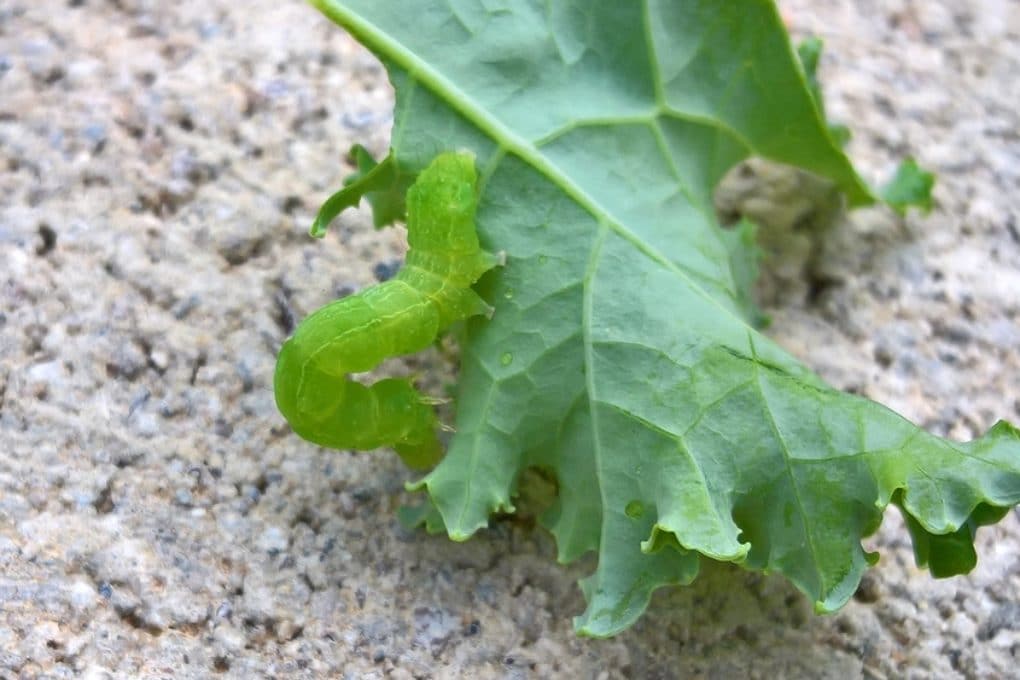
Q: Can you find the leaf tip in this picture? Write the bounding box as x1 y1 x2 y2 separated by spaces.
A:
879 157 936 215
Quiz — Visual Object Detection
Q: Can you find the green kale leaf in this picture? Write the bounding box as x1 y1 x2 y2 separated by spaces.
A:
309 0 1020 637
796 36 852 148
880 157 937 215
309 145 414 236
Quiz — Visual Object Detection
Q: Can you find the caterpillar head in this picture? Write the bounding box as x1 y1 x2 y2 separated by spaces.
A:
405 151 480 255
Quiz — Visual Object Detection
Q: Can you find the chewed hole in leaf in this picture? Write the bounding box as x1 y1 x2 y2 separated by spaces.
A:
514 465 560 520
624 500 645 519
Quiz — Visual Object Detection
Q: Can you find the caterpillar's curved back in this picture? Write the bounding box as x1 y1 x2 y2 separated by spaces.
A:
273 151 500 468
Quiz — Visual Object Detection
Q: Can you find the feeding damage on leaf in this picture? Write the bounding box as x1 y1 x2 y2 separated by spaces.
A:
308 145 415 237
291 0 1020 637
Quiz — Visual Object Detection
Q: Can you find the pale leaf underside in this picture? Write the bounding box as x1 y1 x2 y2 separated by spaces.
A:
311 0 1020 637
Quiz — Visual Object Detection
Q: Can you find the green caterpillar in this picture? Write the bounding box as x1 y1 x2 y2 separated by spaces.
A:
273 151 500 469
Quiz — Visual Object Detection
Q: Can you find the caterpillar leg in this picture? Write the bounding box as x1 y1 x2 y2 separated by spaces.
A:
371 378 443 469
443 287 495 322
489 249 507 269
394 432 443 470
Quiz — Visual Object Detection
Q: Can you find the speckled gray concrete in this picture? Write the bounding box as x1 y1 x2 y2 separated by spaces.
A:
1 1 1017 678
